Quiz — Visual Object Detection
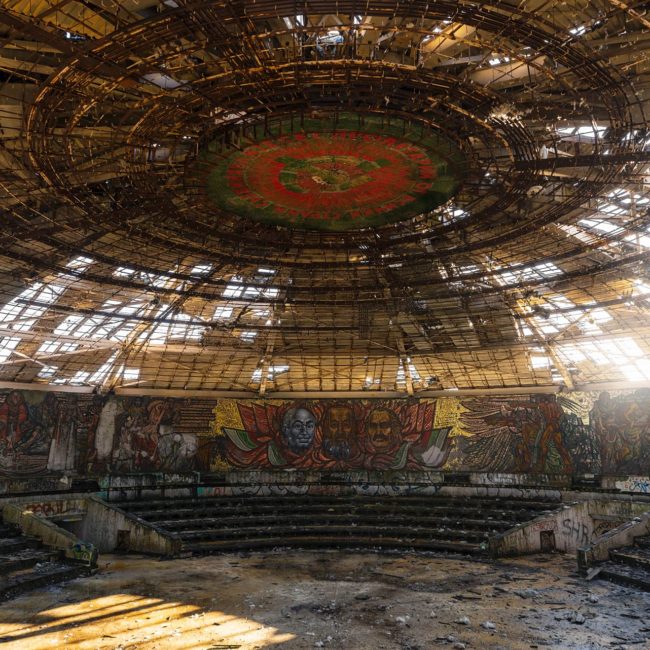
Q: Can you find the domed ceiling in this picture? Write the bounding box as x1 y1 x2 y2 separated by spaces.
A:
0 1 649 395
201 114 463 231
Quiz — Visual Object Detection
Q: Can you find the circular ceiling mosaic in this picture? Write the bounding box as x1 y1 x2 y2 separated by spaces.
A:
203 116 464 231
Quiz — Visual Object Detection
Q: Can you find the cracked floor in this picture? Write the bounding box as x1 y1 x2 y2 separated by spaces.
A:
0 551 649 649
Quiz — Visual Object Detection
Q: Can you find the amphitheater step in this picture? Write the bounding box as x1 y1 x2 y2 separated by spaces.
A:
0 536 42 554
184 535 483 555
120 499 554 521
0 549 59 576
111 493 561 557
0 515 92 601
599 562 650 593
175 524 492 543
154 514 518 532
116 494 558 514
0 524 21 538
610 547 650 572
0 563 90 601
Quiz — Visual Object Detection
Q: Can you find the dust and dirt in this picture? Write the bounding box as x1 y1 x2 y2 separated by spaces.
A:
0 551 648 649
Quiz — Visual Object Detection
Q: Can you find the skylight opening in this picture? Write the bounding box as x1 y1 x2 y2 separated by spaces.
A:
114 267 135 277
579 218 621 235
0 282 66 332
556 337 649 379
223 275 244 298
396 358 421 387
38 338 75 354
625 233 650 248
439 206 469 224
252 364 289 381
37 365 58 379
190 264 212 275
53 315 84 336
122 368 140 381
140 305 207 345
36 340 78 355
88 353 119 384
69 371 91 385
224 274 279 301
556 125 607 139
488 56 510 66
497 262 563 286
0 337 21 363
531 355 551 369
214 306 234 320
569 25 587 36
240 331 257 342
65 256 94 270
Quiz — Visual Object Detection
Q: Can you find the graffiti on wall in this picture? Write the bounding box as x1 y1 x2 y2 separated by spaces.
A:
212 399 452 470
0 388 648 477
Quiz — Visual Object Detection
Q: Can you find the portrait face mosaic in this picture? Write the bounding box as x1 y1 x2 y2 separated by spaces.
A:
204 117 463 231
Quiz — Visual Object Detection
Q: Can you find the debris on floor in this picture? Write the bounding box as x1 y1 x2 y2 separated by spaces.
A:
0 550 649 649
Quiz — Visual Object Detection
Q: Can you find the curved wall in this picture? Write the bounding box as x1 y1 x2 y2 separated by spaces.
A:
0 388 648 495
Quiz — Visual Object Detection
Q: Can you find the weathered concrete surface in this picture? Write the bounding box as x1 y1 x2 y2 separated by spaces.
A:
2 503 96 565
0 494 179 557
578 511 650 570
490 499 650 558
80 496 181 555
0 551 649 649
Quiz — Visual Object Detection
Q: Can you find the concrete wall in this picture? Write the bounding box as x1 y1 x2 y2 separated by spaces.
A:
79 497 181 555
2 502 97 565
577 510 650 570
489 497 650 557
1 494 180 556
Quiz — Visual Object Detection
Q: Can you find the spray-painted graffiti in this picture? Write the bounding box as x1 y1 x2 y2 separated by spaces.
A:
213 399 452 470
27 501 66 518
70 541 98 566
561 518 591 546
614 477 650 493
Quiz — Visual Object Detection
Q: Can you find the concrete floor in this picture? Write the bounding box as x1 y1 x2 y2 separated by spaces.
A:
0 551 649 650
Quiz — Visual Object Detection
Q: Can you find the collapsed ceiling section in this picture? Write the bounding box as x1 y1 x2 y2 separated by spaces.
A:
1 0 650 394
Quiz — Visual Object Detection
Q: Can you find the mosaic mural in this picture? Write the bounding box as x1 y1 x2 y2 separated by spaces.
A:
203 114 463 231
212 399 452 470
0 389 648 479
0 390 102 477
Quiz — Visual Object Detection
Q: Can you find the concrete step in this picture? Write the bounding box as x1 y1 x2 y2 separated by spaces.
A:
0 537 42 554
184 535 483 556
175 524 493 543
115 495 559 513
610 547 650 572
0 549 59 576
599 562 650 593
114 495 559 557
0 525 21 538
126 502 550 524
0 563 90 601
155 514 517 533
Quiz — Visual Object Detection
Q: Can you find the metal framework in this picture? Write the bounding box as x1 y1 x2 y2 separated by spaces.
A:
1 0 650 394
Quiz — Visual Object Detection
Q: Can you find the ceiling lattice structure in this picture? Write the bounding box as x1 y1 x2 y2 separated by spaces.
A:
1 0 650 395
